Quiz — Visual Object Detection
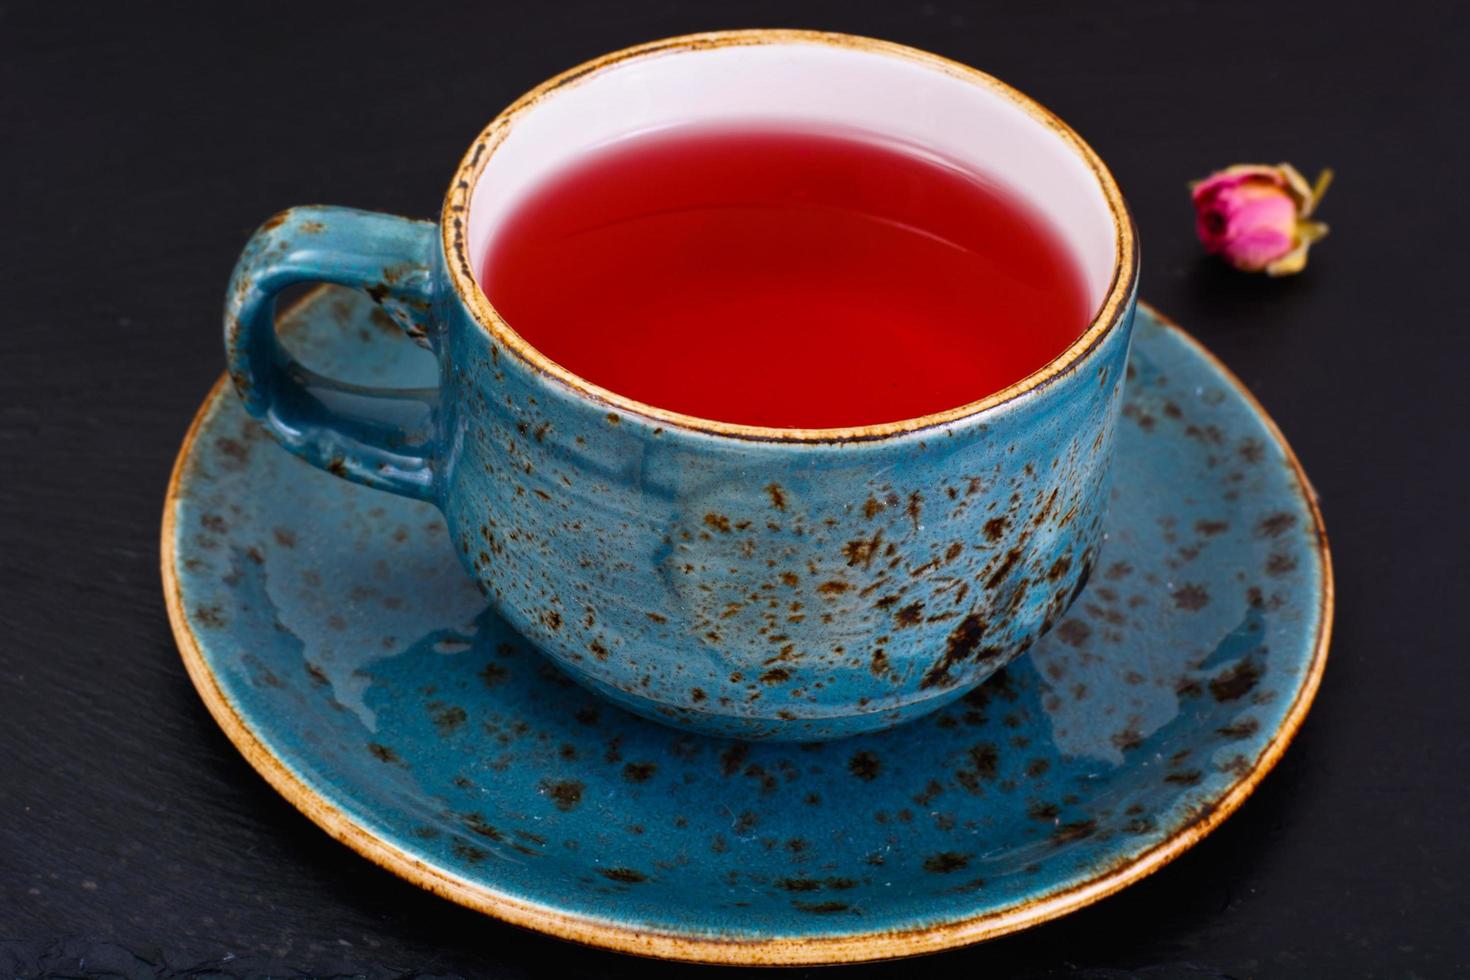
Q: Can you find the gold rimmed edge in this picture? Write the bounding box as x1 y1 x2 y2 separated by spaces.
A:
161 299 1331 965
440 29 1139 444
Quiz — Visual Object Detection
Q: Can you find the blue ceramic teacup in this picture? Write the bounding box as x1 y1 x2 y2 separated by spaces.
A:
225 30 1138 740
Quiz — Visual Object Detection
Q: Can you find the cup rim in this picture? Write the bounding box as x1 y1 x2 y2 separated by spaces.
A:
441 29 1138 444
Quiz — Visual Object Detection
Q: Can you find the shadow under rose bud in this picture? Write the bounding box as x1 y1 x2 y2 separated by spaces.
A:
1191 164 1332 276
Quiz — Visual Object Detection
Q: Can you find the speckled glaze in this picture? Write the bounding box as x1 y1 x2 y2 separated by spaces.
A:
167 290 1331 964
224 32 1139 740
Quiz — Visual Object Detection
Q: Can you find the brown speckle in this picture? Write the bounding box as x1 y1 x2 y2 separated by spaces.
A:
1258 512 1296 537
907 491 923 528
1217 718 1260 739
600 867 647 883
1165 769 1203 786
720 744 749 777
913 779 945 806
923 851 971 873
367 742 400 764
794 901 851 914
1028 802 1060 820
646 611 667 624
895 601 924 627
775 877 820 892
541 779 584 811
956 743 999 792
817 580 851 595
479 662 509 688
451 840 488 863
983 517 1008 541
704 513 732 533
985 548 1022 590
766 483 787 510
849 751 881 781
194 605 226 629
541 609 563 631
1052 819 1097 845
1172 584 1210 610
623 762 657 783
461 813 503 841
759 667 790 685
1031 487 1059 527
430 704 467 735
1209 659 1262 702
1112 728 1144 751
843 532 884 569
1266 552 1298 576
919 612 988 689
1195 519 1229 536
216 436 249 463
1056 619 1091 647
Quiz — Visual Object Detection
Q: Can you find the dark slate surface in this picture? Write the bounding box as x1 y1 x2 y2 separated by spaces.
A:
2 1 1466 976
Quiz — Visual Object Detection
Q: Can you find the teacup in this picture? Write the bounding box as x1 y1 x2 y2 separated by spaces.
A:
225 30 1138 740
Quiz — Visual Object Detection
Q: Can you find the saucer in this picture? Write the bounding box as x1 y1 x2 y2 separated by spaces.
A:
162 288 1331 965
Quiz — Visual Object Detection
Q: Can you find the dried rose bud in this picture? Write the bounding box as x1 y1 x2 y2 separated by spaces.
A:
1190 163 1332 276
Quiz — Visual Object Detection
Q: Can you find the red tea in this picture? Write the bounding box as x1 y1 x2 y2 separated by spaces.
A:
481 124 1092 428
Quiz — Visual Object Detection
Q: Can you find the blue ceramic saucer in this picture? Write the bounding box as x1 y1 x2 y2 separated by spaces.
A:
163 289 1331 965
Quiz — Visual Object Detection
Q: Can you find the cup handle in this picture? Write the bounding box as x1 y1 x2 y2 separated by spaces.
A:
224 206 441 501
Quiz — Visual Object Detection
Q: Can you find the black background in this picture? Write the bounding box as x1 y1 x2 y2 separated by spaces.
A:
3 1 1467 977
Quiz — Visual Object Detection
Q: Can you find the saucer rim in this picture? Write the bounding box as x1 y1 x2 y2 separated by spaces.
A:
160 298 1333 965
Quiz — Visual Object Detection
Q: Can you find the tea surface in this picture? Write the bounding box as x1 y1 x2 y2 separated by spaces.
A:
481 124 1092 428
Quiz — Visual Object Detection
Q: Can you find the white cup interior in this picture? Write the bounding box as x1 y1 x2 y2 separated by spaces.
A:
466 39 1120 313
